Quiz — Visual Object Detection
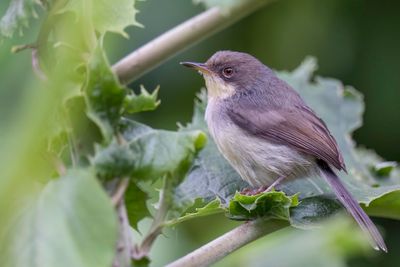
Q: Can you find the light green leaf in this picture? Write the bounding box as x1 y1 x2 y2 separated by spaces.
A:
123 85 160 114
0 0 39 38
173 57 400 226
0 169 118 267
61 0 141 38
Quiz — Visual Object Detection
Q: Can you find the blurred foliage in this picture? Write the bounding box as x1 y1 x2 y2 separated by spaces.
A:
0 0 399 267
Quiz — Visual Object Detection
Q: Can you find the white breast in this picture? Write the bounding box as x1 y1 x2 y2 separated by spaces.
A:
205 98 316 187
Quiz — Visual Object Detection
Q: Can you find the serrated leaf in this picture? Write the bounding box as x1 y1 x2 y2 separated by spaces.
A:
228 191 298 221
0 0 38 38
93 118 207 183
125 181 150 230
85 45 126 140
60 0 141 38
120 119 206 182
123 85 160 114
173 57 400 227
0 169 118 267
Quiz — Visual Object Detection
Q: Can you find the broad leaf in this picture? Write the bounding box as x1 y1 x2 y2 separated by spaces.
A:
93 118 207 182
0 0 38 38
173 57 400 226
0 169 118 267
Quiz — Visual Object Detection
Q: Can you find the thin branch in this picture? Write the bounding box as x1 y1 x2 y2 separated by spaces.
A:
111 178 130 206
133 175 173 260
166 219 289 267
113 201 134 267
112 0 274 84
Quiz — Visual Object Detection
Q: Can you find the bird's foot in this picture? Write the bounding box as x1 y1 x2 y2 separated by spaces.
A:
240 176 286 195
240 185 270 196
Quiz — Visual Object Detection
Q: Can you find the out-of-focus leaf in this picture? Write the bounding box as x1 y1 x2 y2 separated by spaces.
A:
0 0 39 38
217 216 371 267
0 169 118 267
173 57 400 227
125 181 150 230
123 85 160 114
60 0 141 38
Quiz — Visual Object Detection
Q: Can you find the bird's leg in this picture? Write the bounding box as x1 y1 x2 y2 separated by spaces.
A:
241 175 286 195
264 175 286 192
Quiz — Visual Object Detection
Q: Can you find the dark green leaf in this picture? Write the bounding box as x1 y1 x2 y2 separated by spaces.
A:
85 45 126 139
119 118 206 182
228 191 298 221
125 181 150 230
0 169 118 267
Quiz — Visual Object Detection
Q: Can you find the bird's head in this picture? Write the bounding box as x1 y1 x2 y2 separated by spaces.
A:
181 50 272 99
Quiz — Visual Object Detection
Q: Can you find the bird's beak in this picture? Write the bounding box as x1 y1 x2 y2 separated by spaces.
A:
180 62 210 74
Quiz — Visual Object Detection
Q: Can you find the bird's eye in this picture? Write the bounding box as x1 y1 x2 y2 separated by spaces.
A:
222 67 233 78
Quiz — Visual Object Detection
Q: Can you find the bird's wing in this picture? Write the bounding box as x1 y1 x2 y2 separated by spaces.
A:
228 105 346 171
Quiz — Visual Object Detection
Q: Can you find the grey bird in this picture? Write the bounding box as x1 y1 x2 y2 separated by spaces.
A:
181 50 387 252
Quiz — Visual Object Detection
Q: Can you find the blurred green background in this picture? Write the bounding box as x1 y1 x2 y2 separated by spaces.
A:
1 0 399 266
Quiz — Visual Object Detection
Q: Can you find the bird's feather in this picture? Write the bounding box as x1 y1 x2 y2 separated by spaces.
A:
228 104 346 171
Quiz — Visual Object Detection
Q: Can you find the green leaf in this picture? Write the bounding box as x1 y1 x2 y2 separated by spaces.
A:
85 45 126 139
173 57 400 226
0 169 118 267
93 118 207 182
60 0 141 38
123 85 160 114
0 0 38 38
165 198 224 226
125 181 150 230
228 191 298 221
120 119 206 182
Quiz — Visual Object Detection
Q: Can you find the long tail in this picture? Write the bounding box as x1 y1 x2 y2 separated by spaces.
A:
317 160 387 252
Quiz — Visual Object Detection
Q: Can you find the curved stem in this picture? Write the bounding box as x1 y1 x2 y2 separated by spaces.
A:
112 0 274 84
166 219 288 267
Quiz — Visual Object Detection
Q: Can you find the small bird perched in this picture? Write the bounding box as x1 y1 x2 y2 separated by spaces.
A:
181 50 387 252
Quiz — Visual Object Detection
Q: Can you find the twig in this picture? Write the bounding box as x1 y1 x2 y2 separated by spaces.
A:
166 219 289 267
113 201 134 267
111 178 130 206
133 175 173 260
112 0 273 84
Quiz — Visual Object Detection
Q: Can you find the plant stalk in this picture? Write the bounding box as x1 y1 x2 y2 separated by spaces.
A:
166 219 288 267
112 0 273 84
